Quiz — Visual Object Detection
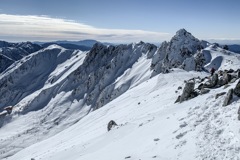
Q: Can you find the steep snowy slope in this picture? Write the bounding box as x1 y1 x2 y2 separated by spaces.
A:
5 69 240 160
0 42 156 158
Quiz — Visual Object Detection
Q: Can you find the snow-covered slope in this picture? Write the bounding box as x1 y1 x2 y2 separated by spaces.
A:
0 29 240 159
4 69 240 160
203 44 240 71
0 42 157 158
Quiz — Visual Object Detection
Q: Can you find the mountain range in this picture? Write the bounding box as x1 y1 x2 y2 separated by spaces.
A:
0 29 240 160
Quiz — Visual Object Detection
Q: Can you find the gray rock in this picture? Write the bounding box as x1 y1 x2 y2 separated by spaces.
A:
107 120 117 131
238 106 240 115
200 88 210 95
238 114 240 121
211 73 219 87
223 89 233 106
215 92 226 99
222 72 232 84
234 80 240 97
180 82 195 102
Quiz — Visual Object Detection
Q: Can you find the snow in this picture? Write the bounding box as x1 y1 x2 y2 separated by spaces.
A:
3 69 240 160
204 44 240 71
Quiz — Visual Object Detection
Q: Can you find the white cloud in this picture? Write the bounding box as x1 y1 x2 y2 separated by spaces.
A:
0 14 171 43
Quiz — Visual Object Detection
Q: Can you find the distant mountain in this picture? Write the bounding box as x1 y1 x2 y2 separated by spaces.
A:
35 40 113 49
55 40 99 47
41 42 91 51
0 41 42 73
227 44 240 53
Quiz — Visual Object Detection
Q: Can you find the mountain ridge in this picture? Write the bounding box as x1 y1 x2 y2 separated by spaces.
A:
0 29 240 159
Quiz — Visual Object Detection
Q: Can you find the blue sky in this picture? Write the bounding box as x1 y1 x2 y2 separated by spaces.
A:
0 0 240 43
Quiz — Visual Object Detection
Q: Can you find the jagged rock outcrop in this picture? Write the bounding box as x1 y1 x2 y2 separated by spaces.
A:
151 29 206 76
68 42 157 109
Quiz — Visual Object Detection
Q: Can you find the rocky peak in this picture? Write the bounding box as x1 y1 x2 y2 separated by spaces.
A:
151 29 206 76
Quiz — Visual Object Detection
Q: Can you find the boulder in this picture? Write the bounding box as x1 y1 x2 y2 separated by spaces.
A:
222 72 232 84
180 82 195 102
234 80 240 97
107 120 117 131
211 73 218 87
223 89 233 106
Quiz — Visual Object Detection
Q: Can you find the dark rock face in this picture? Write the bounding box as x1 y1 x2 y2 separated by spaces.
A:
180 82 195 102
234 80 240 97
223 89 233 106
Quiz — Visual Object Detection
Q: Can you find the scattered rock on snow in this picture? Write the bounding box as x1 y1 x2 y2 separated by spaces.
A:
223 89 233 106
176 131 187 139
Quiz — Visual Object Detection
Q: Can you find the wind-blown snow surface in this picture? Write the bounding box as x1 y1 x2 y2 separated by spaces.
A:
4 70 240 160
